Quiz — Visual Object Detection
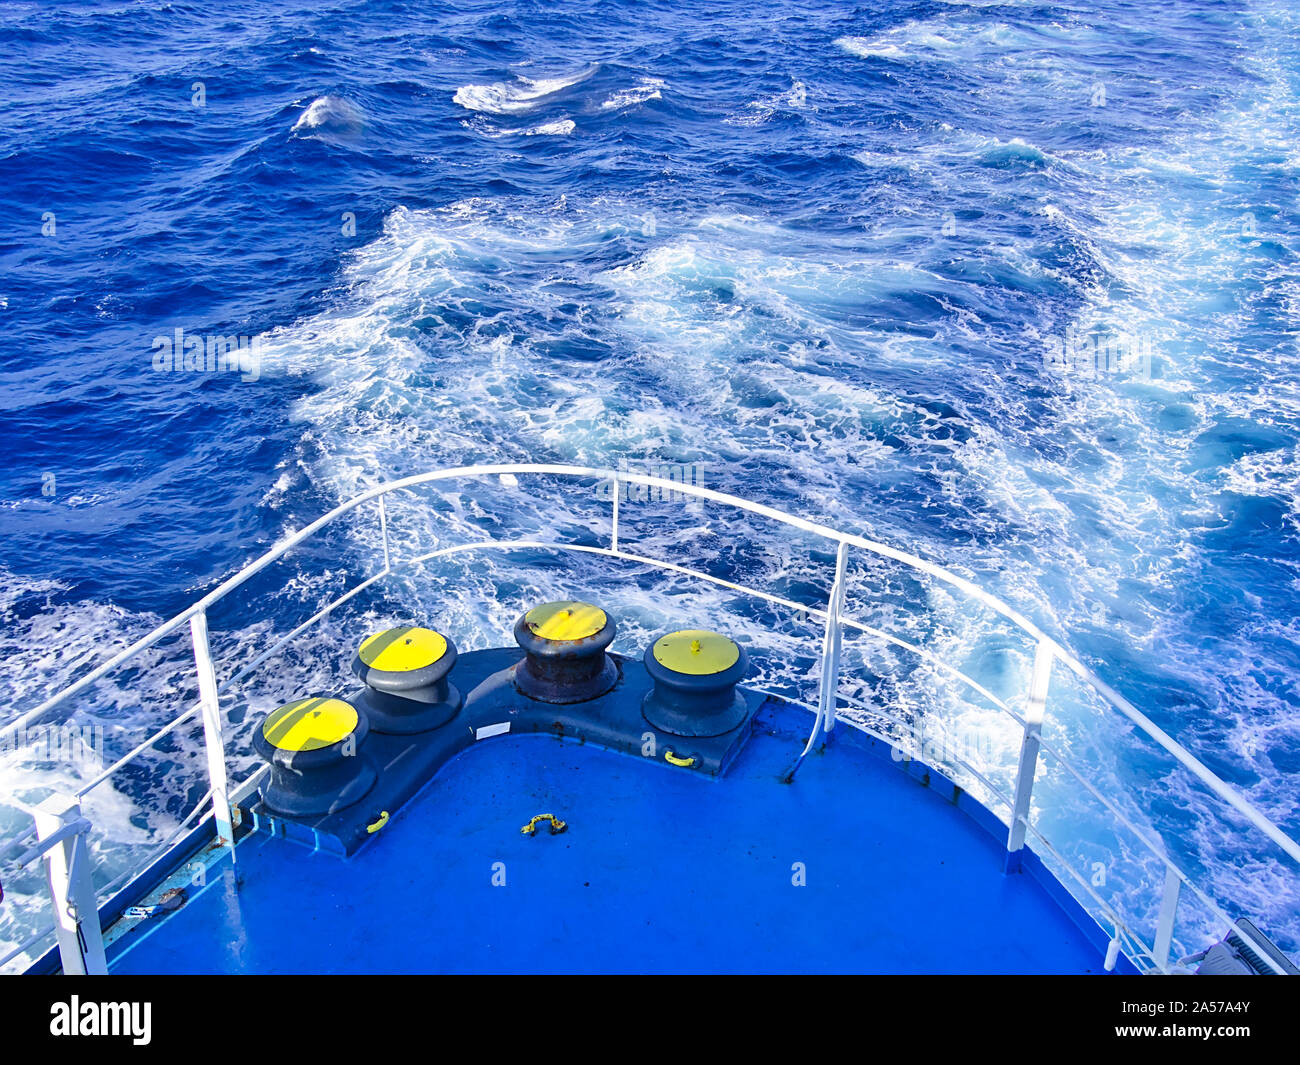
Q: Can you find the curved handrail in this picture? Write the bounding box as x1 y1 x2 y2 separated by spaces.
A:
4 462 1050 738
3 462 1298 976
7 462 1293 866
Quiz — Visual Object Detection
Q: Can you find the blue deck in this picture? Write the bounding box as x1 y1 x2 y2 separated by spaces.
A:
109 700 1122 974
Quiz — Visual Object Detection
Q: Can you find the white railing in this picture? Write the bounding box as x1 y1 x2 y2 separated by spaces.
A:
1 463 1297 975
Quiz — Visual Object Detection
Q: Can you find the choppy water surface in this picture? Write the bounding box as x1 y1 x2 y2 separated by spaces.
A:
1 0 1298 968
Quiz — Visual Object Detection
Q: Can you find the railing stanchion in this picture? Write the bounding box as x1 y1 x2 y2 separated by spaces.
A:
610 475 620 553
33 795 107 975
190 611 236 868
817 541 850 740
377 494 392 572
1006 639 1053 873
785 541 850 780
1154 866 1182 971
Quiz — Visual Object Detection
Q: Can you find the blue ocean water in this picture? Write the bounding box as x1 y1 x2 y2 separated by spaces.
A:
1 0 1298 966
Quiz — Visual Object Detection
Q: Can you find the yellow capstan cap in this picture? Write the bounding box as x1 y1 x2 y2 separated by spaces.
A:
524 601 607 641
262 697 358 752
358 626 448 672
652 630 740 676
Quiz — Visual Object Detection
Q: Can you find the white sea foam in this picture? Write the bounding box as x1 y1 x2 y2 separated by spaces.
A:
523 119 575 136
599 77 664 111
835 17 1072 64
733 79 810 125
836 23 961 61
291 94 364 135
452 66 596 115
836 36 908 60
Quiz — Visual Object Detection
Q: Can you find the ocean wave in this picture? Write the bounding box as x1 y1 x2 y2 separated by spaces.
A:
599 77 664 111
290 94 365 136
835 17 1049 63
522 119 576 136
452 65 597 114
835 24 961 61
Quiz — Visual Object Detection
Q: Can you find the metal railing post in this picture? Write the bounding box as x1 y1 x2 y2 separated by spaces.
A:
1006 639 1053 873
785 541 850 781
33 795 107 975
817 542 850 741
610 474 620 553
190 611 236 866
377 494 392 572
1153 866 1182 971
